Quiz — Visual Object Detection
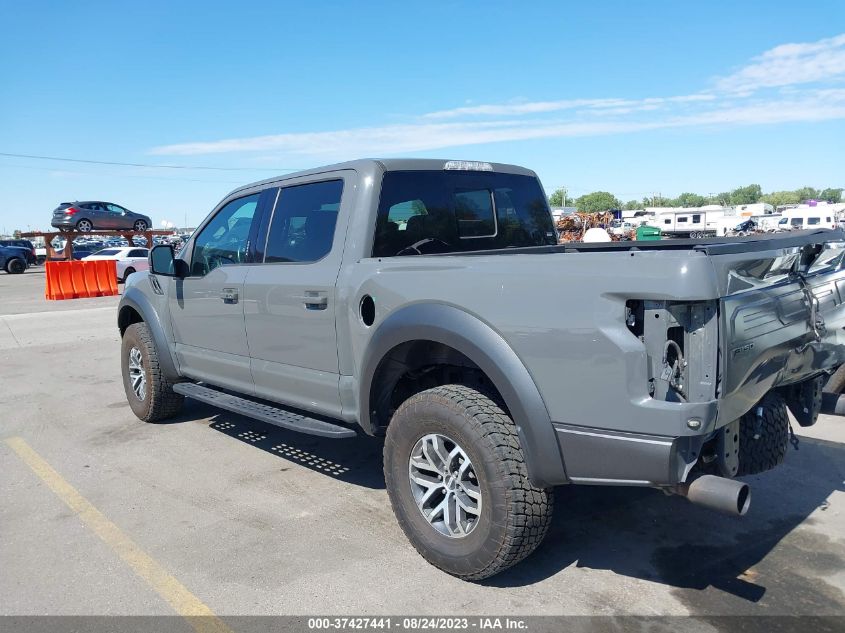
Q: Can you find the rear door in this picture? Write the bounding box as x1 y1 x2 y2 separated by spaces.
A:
244 173 353 418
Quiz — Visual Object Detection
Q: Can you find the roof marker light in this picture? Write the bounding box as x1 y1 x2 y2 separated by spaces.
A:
444 160 494 172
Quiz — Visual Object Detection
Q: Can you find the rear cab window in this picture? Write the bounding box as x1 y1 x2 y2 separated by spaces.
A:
372 171 556 257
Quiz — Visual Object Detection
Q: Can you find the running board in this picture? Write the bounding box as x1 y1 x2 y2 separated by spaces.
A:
172 383 357 438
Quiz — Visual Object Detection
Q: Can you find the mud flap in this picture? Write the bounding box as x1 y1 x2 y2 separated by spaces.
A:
783 375 824 427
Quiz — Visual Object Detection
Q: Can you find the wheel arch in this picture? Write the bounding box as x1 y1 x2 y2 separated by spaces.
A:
359 303 568 487
118 288 180 381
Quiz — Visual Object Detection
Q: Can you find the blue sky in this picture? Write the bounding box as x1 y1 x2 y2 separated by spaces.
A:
1 1 844 232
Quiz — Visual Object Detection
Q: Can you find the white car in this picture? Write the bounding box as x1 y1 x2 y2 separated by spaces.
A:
83 247 149 282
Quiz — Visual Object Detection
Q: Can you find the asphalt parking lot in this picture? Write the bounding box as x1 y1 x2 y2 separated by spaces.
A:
1 268 844 622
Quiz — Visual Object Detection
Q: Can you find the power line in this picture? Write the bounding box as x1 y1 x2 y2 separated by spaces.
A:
1 162 247 185
0 152 304 172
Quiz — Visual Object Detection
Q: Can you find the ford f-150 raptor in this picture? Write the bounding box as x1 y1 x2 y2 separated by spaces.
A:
118 159 845 580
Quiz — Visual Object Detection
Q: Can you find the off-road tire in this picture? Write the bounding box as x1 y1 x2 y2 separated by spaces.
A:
122 267 136 283
384 384 554 580
121 322 183 422
824 365 845 394
6 258 26 274
736 392 789 476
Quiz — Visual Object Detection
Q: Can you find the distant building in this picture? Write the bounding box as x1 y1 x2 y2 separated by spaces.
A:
550 206 578 221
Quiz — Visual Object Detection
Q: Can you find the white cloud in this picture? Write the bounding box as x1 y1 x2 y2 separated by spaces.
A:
150 90 845 158
150 34 845 160
716 33 845 91
422 94 716 119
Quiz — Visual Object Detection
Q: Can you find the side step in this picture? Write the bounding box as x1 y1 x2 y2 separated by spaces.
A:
173 383 357 439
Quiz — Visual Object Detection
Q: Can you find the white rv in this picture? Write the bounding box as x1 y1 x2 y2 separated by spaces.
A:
650 207 737 238
777 208 837 231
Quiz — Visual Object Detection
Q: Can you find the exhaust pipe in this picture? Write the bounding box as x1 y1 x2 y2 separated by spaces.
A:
672 475 750 516
821 392 845 416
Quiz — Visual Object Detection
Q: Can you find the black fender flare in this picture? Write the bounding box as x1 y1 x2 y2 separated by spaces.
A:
118 287 180 381
358 303 568 487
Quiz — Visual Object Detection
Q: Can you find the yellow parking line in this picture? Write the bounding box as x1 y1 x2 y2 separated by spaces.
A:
5 437 233 633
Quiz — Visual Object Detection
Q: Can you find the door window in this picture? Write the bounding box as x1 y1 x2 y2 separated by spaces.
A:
128 249 148 258
791 218 804 228
191 193 260 275
106 204 126 215
264 179 343 263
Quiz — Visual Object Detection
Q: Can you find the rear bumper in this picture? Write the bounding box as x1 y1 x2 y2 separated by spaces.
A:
51 219 74 229
554 422 706 486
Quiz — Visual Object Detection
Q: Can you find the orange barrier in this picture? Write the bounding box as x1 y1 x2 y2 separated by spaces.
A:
45 260 119 300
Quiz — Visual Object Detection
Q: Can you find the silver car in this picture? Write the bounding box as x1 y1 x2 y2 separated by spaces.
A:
51 201 152 232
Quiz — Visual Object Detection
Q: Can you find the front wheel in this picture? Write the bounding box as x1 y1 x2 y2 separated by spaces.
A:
384 384 554 580
121 322 184 422
6 258 26 274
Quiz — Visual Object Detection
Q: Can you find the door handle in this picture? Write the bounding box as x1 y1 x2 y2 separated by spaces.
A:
294 292 328 310
221 288 239 304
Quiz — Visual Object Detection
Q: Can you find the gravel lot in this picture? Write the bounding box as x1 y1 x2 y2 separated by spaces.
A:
1 268 844 623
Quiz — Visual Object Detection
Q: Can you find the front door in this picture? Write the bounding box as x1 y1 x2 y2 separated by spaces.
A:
244 175 351 418
168 192 263 394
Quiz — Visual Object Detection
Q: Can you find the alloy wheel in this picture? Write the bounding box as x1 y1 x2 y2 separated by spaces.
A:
408 433 482 538
127 347 147 401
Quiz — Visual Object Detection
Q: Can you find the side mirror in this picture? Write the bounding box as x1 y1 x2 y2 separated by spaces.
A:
149 244 188 278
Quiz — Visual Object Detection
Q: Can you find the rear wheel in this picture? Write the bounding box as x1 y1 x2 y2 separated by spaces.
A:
736 392 789 476
121 322 184 422
6 257 26 274
122 267 136 283
384 384 554 580
133 220 148 232
76 219 93 232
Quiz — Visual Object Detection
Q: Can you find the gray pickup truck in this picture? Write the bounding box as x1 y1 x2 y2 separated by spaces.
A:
118 159 845 580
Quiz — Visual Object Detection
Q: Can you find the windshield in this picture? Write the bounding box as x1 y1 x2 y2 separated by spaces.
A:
373 171 557 257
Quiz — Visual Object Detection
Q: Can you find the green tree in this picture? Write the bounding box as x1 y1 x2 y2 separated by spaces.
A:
820 188 843 203
576 191 622 213
675 192 707 208
642 195 674 207
715 192 732 206
729 184 762 205
548 188 570 207
795 186 820 202
760 190 801 207
623 199 641 211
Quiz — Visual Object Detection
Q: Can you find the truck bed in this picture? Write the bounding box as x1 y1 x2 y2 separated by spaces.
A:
447 228 843 256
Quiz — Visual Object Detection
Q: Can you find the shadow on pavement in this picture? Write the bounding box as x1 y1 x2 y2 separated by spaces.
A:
486 436 845 613
176 399 386 489
176 398 845 609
